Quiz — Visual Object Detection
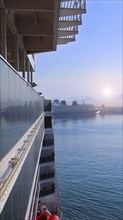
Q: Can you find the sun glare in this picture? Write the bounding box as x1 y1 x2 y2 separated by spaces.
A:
102 88 113 97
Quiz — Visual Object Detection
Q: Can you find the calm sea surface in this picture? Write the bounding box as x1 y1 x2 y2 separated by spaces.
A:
53 115 123 220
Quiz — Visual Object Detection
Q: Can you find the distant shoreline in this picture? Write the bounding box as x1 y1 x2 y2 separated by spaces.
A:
99 106 123 115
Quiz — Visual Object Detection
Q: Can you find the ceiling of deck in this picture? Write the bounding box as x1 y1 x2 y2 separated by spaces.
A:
0 0 86 71
0 0 60 54
0 0 86 53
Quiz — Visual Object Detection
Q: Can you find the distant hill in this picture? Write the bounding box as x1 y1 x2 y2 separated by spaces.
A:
54 94 123 107
84 94 123 107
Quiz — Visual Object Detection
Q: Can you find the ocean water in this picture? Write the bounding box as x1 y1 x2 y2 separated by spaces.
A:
53 115 123 220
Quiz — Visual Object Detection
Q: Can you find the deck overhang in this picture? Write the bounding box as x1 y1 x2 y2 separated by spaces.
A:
0 0 86 72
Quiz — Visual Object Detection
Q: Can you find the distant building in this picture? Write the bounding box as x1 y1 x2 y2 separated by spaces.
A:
72 101 78 106
53 99 60 105
61 100 67 106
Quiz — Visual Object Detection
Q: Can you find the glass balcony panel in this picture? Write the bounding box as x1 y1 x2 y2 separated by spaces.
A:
0 59 11 158
0 125 43 220
0 57 43 159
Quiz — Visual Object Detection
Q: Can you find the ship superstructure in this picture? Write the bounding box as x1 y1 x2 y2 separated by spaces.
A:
53 100 98 118
0 1 86 219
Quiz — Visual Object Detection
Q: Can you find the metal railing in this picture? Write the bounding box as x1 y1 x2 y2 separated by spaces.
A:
60 0 86 9
58 0 86 44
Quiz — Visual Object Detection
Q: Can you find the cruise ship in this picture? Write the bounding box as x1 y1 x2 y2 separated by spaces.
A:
53 100 98 118
0 1 86 219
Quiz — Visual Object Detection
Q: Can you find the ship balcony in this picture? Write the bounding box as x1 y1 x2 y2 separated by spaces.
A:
39 153 55 164
44 100 52 112
40 177 55 185
40 164 54 176
40 149 55 158
43 131 54 147
45 116 52 129
45 112 52 117
39 182 55 197
45 128 54 135
39 187 55 197
40 161 55 168
42 145 54 150
43 139 54 147
40 171 55 181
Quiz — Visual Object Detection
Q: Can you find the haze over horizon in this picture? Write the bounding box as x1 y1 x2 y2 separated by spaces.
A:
34 1 122 103
52 94 123 107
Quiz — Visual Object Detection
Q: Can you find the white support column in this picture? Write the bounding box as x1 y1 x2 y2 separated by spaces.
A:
14 34 19 72
1 9 7 59
30 68 33 85
27 59 30 83
22 50 26 79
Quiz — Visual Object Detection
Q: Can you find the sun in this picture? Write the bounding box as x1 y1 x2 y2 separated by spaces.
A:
102 88 113 97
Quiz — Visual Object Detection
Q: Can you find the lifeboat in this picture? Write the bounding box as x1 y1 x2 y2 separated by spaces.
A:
36 213 60 220
36 206 60 220
49 215 60 220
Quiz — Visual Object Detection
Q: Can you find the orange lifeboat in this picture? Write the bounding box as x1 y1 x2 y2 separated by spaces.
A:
36 205 60 220
36 213 60 220
36 213 48 220
49 215 60 220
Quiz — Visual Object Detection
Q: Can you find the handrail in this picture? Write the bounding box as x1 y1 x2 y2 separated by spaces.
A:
0 114 44 213
0 165 12 186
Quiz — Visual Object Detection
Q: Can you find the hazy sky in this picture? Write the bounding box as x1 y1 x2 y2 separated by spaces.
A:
34 0 122 100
